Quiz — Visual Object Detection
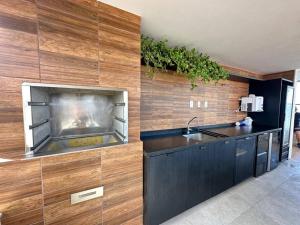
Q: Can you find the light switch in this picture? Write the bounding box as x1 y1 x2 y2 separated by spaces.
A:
204 101 208 108
189 100 194 108
197 101 201 108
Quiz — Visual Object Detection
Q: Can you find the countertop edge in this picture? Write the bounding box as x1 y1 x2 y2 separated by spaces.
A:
143 127 282 157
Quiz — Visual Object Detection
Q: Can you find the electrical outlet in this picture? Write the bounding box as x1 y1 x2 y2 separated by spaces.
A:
189 100 194 108
197 101 201 108
204 101 208 108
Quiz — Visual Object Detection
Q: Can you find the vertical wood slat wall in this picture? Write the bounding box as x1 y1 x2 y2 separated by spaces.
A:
0 1 142 225
0 0 141 157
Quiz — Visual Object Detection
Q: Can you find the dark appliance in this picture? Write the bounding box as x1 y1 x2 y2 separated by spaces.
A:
234 136 256 184
249 78 294 161
255 131 281 177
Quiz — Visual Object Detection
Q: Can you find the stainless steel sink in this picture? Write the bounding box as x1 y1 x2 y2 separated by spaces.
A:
183 132 220 142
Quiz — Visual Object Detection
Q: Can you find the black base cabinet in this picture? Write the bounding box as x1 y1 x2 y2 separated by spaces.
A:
255 133 269 177
235 136 256 184
144 148 190 225
212 139 236 195
144 139 237 225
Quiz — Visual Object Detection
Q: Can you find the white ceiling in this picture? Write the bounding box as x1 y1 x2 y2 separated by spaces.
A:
100 0 300 74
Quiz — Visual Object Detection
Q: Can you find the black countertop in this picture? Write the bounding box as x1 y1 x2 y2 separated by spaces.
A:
204 125 281 138
142 124 282 157
143 133 221 156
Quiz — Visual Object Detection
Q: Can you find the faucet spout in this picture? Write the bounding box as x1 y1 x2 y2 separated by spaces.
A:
187 117 198 135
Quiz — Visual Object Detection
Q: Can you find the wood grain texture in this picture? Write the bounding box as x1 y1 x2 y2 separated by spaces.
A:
101 142 143 225
0 0 39 80
0 160 43 225
98 2 141 142
0 1 143 225
261 70 295 81
221 64 263 80
0 0 40 156
41 150 102 225
37 0 99 85
0 76 39 157
141 66 248 131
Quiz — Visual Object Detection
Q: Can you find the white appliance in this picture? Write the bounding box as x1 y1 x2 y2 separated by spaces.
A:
241 95 263 112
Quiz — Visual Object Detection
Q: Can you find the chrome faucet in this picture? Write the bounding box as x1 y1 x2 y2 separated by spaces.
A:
187 117 198 135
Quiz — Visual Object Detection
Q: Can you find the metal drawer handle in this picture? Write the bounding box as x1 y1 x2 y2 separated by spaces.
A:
257 152 267 157
245 137 250 140
225 140 230 144
236 149 247 157
71 187 103 205
200 146 206 150
79 191 97 199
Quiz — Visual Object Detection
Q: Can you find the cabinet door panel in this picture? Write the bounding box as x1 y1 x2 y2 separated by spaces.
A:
212 139 236 196
235 136 256 184
186 144 213 208
255 133 269 177
144 149 189 225
270 131 280 170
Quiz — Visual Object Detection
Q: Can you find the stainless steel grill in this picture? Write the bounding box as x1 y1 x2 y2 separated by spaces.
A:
22 83 128 156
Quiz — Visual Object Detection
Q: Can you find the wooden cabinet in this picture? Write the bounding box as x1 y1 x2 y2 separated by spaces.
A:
0 160 43 225
101 143 143 225
41 150 102 225
235 136 256 184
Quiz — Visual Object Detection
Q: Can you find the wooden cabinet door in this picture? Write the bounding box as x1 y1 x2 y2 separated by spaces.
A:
41 150 102 225
235 136 256 184
212 139 236 196
144 148 189 225
186 143 213 208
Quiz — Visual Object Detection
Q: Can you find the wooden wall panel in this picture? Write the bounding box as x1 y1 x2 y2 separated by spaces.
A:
261 70 295 81
0 75 39 157
0 160 43 225
141 67 248 131
37 0 99 85
101 142 143 225
98 2 141 142
222 64 262 80
0 0 39 80
41 150 102 225
0 0 40 156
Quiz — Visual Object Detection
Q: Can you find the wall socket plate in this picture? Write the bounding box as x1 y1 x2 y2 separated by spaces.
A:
197 101 201 108
189 100 194 108
204 101 208 108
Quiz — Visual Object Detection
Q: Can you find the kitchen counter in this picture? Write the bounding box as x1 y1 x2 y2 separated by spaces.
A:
204 125 281 138
142 124 282 157
143 133 221 156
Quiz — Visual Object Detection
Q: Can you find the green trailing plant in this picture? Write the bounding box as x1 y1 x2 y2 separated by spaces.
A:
141 35 229 89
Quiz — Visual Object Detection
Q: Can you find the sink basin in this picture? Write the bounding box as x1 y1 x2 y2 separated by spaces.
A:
183 132 220 142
